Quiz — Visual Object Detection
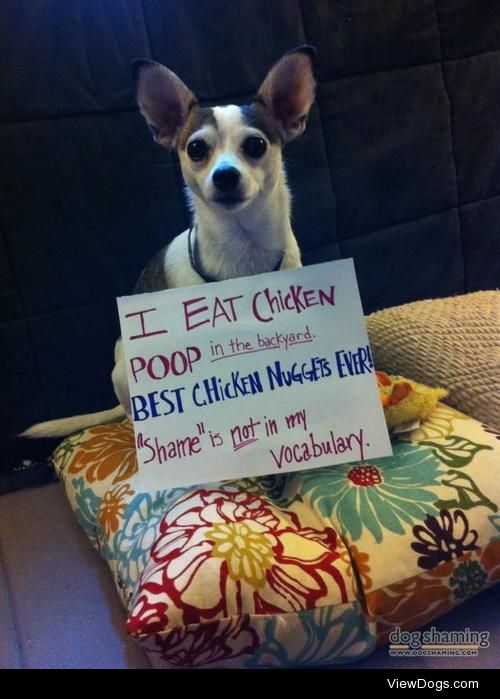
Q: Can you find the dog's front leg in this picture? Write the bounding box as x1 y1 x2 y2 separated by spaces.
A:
111 338 132 417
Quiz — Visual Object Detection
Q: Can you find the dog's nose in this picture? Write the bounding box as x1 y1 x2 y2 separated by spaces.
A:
212 166 240 192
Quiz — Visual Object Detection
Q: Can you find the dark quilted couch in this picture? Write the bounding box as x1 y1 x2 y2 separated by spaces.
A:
1 0 499 669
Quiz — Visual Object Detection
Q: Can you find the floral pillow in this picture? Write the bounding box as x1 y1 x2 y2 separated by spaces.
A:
52 404 500 668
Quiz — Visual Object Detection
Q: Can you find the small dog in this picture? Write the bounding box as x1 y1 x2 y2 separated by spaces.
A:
22 46 316 438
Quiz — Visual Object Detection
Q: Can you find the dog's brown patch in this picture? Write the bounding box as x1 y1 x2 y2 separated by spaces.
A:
177 107 216 151
133 246 169 293
240 103 281 144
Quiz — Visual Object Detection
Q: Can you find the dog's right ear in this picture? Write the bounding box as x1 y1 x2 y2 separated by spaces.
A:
255 46 316 143
132 60 197 149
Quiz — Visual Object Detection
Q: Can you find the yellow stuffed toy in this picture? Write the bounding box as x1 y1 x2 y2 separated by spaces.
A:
376 371 448 432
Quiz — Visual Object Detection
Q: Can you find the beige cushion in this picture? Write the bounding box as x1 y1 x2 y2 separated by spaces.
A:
366 291 500 430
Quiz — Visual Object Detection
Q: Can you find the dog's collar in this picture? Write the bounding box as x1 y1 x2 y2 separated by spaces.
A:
187 226 285 283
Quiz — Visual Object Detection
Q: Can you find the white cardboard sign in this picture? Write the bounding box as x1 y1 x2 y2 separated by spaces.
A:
117 259 392 488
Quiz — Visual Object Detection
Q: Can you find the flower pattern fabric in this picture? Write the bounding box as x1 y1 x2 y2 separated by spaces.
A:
131 489 348 630
52 403 500 668
449 560 488 599
245 605 375 668
366 541 500 645
67 422 137 484
149 615 259 668
98 483 135 537
411 510 479 570
111 488 190 599
302 442 443 543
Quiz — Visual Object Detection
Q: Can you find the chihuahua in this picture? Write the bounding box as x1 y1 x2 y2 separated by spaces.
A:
22 46 316 438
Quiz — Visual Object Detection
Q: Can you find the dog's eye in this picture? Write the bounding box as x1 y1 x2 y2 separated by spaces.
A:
242 136 267 159
187 139 208 162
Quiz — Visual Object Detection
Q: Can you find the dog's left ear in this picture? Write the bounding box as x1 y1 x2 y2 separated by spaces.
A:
256 46 316 143
132 59 197 148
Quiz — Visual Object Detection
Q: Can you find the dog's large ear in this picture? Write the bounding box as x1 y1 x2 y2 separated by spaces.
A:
255 46 316 143
132 59 197 149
